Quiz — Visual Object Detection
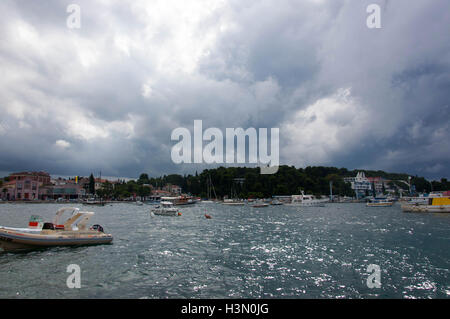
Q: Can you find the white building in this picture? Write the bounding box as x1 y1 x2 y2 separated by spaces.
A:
344 172 372 199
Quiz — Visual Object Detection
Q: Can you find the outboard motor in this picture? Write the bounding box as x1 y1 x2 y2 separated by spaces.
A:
90 224 104 233
42 222 55 230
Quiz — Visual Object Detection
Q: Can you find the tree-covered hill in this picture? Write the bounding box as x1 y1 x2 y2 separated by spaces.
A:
135 165 448 199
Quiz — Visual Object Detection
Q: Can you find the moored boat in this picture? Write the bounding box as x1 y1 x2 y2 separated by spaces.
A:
161 196 197 206
286 192 328 207
252 200 269 207
83 199 105 206
222 199 245 206
0 207 113 252
402 197 450 213
151 201 182 216
366 198 394 207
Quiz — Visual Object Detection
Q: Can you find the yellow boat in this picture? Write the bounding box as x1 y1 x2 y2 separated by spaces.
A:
401 197 450 213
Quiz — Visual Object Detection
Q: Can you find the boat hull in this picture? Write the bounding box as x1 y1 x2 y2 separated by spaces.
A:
152 209 180 216
83 202 105 206
401 204 450 213
367 202 394 207
222 202 245 206
286 203 326 207
0 229 113 252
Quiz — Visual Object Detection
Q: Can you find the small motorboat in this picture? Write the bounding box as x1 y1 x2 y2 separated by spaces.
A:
204 214 212 219
222 199 245 206
151 201 181 216
270 200 283 206
286 192 328 207
0 207 113 252
366 198 394 207
83 199 105 206
252 201 269 208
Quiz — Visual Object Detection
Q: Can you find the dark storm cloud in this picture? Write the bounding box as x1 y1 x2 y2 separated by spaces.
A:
0 0 449 179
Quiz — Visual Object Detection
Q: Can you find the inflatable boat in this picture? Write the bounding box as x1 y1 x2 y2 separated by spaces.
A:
0 207 113 252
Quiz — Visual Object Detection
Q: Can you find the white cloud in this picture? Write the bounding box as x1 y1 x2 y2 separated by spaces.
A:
281 88 370 166
55 139 71 149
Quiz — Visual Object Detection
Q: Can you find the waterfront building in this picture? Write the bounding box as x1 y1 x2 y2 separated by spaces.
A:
162 184 182 195
1 171 50 201
367 177 389 195
153 189 172 197
41 178 86 200
344 172 372 199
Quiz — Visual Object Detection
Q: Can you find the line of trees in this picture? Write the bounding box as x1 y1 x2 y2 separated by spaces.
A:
85 166 450 200
137 166 357 199
136 166 447 199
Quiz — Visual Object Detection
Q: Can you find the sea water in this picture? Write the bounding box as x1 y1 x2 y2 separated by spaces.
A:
0 202 448 298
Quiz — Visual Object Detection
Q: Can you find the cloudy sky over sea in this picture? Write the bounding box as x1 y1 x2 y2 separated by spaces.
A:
0 0 449 179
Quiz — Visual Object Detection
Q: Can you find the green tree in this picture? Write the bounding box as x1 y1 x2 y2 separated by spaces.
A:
89 173 95 195
98 181 113 198
137 173 150 185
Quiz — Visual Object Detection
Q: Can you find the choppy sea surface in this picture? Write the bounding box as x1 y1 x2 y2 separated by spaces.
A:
0 202 449 299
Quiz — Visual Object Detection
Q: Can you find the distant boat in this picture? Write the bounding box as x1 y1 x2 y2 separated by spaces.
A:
151 201 182 216
270 199 283 206
366 198 394 207
204 174 218 203
252 202 269 208
161 196 197 206
402 197 450 213
286 192 328 207
223 181 244 205
83 199 105 206
222 199 245 206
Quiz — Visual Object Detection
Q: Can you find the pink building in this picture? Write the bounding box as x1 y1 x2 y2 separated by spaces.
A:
2 171 51 200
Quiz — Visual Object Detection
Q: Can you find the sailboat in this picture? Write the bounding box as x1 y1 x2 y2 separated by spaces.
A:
202 175 218 204
222 182 244 205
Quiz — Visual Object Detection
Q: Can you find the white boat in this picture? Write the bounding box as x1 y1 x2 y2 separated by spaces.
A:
222 199 245 206
286 192 328 207
252 201 269 208
203 174 218 203
83 198 105 206
161 196 197 206
151 201 181 216
0 207 113 252
406 193 442 206
366 198 394 207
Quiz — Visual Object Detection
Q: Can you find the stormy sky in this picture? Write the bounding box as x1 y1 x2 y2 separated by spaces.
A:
0 0 449 179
